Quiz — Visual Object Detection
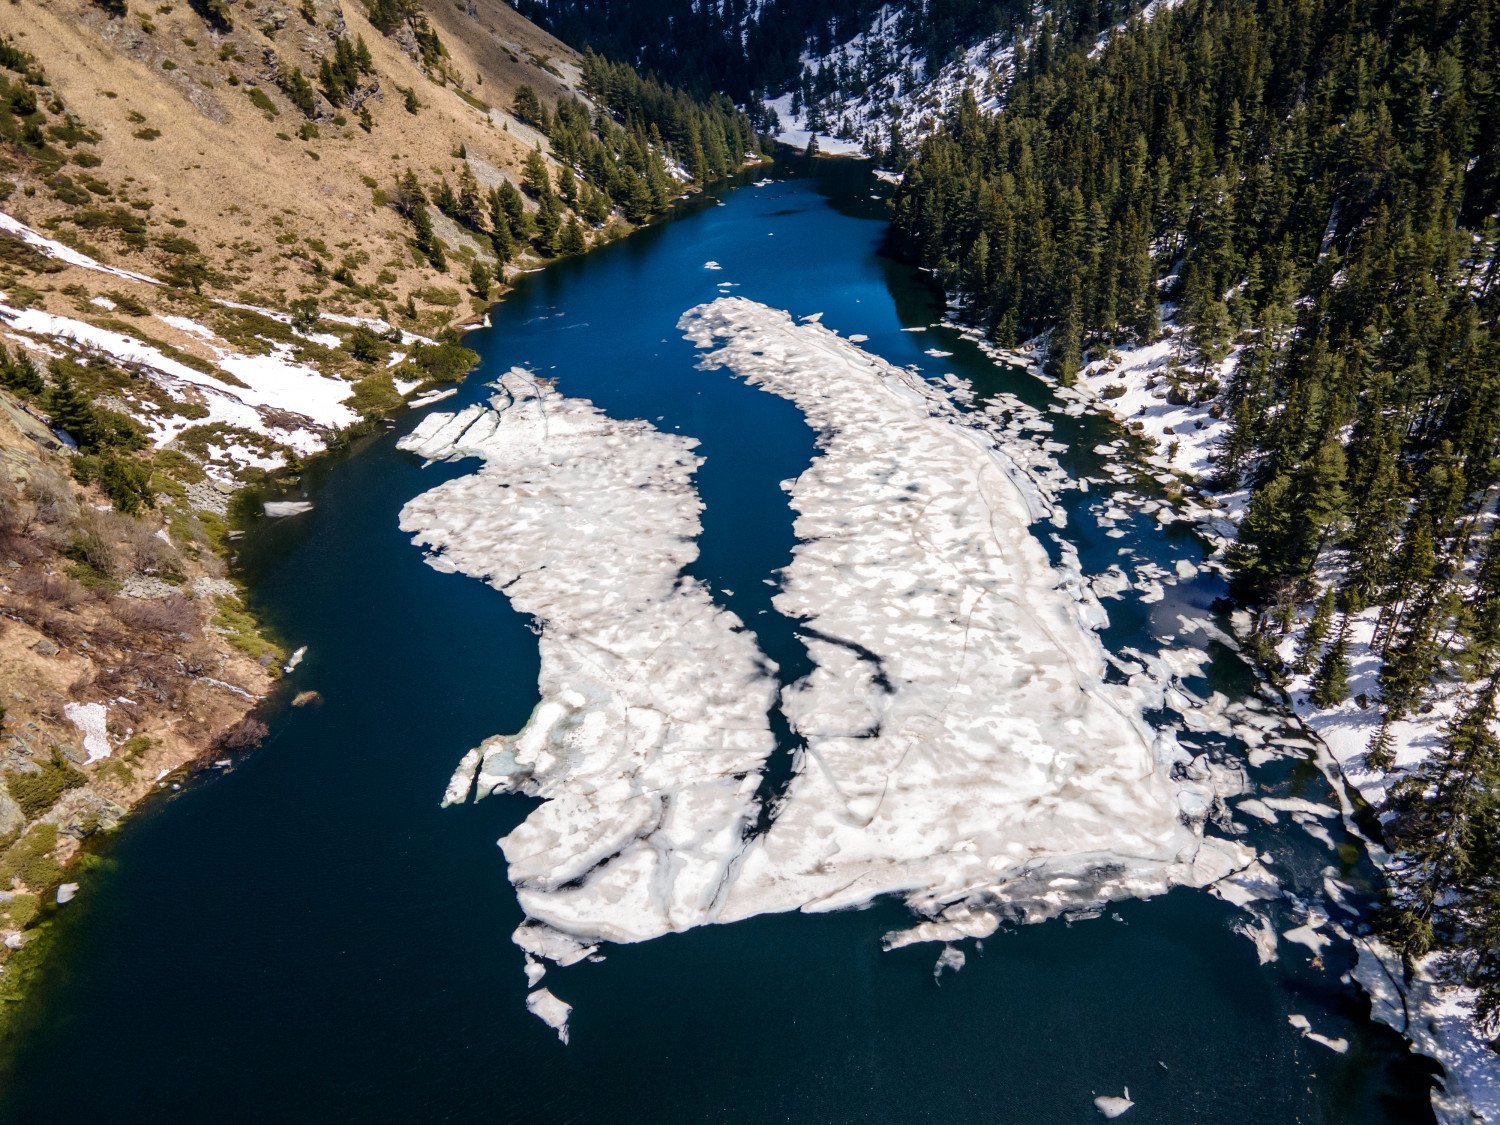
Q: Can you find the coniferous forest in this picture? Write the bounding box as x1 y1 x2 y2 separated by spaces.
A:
892 0 1500 1025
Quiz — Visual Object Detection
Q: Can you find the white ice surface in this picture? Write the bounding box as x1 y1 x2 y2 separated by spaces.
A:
680 299 1248 940
1094 1088 1134 1118
400 370 778 949
263 501 313 518
401 306 1249 994
525 988 572 1044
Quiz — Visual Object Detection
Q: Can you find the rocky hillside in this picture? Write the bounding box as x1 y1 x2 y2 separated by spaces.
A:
0 387 273 967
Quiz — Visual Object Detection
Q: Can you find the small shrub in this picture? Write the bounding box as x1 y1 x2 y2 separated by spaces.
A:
117 595 199 637
7 755 86 819
246 87 278 119
342 324 387 363
0 824 60 891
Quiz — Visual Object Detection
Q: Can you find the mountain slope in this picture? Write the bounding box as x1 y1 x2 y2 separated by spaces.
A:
0 0 759 480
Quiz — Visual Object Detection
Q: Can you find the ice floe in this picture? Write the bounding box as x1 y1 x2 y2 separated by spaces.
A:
1288 1013 1349 1054
263 501 314 519
1094 1088 1134 1117
400 369 779 950
402 304 1253 997
525 988 572 1043
679 298 1249 941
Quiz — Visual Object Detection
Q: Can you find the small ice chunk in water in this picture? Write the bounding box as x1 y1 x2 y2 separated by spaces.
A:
263 500 313 518
1289 1013 1349 1053
526 988 572 1044
933 945 966 980
1094 1088 1134 1117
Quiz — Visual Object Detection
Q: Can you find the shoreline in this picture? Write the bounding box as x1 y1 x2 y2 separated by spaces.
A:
0 155 771 1032
955 319 1498 1123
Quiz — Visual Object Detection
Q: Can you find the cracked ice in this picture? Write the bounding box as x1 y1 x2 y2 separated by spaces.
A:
399 301 1248 1005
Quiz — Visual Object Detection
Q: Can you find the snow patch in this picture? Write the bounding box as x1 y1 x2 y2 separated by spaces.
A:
63 702 110 763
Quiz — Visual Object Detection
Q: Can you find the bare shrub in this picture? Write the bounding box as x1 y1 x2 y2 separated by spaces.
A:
117 594 200 637
67 513 118 578
25 468 75 526
125 525 184 580
14 571 87 611
217 716 269 753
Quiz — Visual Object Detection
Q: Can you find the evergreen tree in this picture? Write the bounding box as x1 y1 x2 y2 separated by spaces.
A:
560 217 588 255
0 346 44 397
469 260 492 300
46 368 101 448
1310 616 1352 709
1296 585 1336 674
1389 679 1500 958
522 150 553 200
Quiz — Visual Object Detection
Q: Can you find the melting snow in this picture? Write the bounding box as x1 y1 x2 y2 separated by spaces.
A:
0 210 158 283
63 702 110 763
400 370 778 950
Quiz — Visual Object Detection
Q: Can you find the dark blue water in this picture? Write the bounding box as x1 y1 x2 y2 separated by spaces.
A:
0 162 1436 1122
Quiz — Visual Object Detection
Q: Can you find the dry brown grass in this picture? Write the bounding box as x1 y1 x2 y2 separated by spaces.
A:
3 0 593 326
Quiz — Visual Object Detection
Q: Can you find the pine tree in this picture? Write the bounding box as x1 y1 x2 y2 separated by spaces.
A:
489 221 513 266
559 217 587 256
1310 616 1352 709
522 150 552 200
0 346 44 397
534 194 562 255
47 367 100 448
457 165 484 229
1296 586 1336 674
469 260 492 300
1389 679 1500 954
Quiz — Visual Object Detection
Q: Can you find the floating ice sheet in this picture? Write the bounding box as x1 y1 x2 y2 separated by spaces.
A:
399 370 778 949
401 311 1250 988
679 299 1248 941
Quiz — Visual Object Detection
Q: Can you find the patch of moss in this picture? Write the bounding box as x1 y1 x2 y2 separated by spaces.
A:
211 594 282 665
6 755 85 819
0 893 38 930
0 825 61 891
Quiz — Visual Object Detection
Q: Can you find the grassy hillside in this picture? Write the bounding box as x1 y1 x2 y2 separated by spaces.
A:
8 0 600 316
0 0 760 485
